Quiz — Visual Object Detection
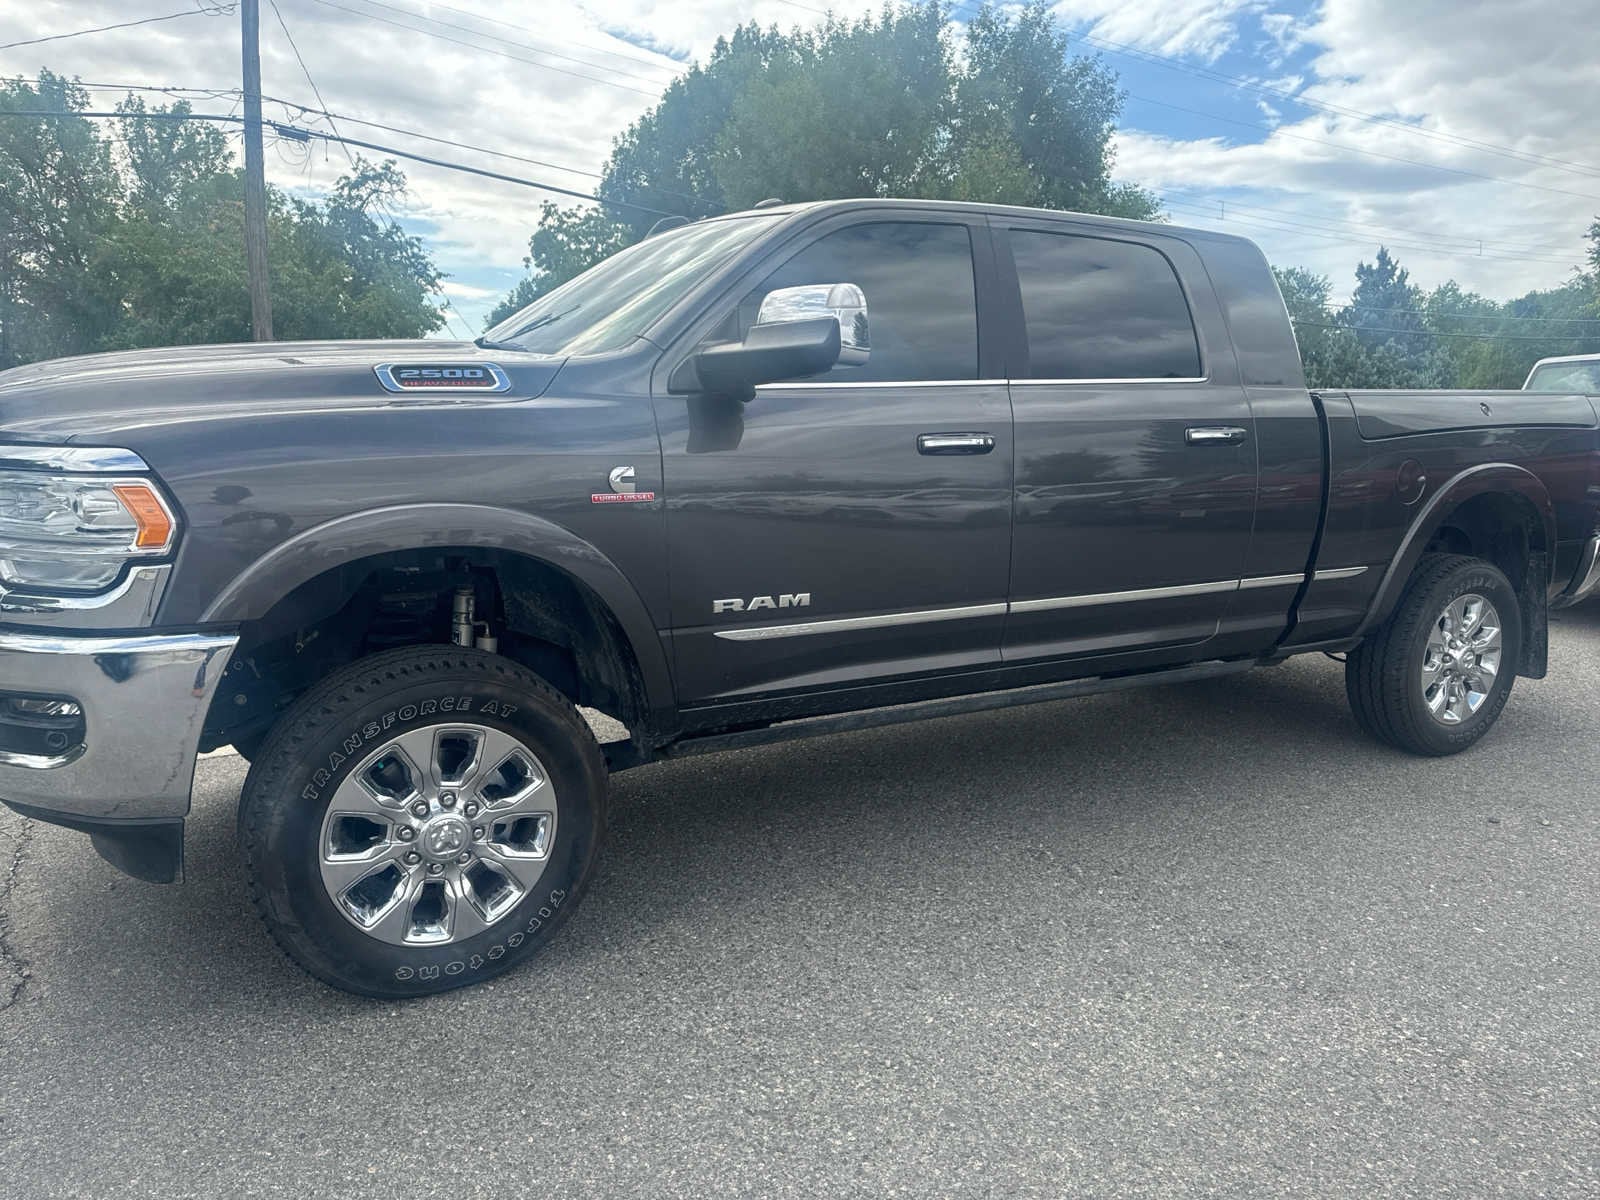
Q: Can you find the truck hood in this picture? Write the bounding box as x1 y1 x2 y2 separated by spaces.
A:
0 340 565 443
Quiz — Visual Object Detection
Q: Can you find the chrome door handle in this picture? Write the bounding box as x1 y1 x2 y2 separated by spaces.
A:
1185 426 1248 445
918 432 995 455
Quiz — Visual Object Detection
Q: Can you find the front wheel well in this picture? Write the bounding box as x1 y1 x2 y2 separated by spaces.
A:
202 548 651 753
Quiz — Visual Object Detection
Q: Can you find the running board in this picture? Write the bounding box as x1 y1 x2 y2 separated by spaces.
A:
604 657 1259 772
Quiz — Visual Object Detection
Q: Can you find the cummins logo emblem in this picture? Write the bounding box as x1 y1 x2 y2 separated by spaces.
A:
592 464 655 504
713 594 811 613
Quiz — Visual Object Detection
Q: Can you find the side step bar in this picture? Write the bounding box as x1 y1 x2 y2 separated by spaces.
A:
604 657 1259 772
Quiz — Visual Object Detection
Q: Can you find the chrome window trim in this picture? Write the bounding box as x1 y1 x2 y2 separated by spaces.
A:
755 379 1006 391
753 376 1210 391
373 363 512 395
707 567 1371 642
0 445 150 473
1010 376 1210 386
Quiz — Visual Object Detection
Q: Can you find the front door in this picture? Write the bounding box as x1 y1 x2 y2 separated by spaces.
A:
655 217 1014 709
995 221 1259 663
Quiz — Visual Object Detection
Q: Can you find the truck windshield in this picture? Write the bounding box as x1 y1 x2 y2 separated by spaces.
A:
479 214 782 357
1525 361 1600 393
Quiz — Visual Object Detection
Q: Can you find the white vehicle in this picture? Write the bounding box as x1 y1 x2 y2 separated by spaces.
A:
1524 353 1600 393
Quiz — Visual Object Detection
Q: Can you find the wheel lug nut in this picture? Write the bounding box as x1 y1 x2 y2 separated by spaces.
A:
397 827 415 842
457 852 472 865
427 862 444 875
440 791 457 809
463 802 479 818
403 851 421 865
472 826 485 840
410 800 429 818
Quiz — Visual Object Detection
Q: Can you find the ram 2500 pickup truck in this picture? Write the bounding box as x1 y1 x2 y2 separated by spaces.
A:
3 198 1598 997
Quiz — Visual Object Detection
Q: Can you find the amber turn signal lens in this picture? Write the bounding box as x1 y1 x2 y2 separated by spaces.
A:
110 483 175 550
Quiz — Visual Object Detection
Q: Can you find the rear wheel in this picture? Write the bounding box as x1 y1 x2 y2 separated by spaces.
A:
1345 553 1521 756
239 646 606 997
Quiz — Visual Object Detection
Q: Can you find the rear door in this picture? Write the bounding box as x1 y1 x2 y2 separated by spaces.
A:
655 214 1015 707
995 220 1259 663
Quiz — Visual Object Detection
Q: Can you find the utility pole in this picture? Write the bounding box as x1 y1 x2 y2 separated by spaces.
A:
241 0 273 340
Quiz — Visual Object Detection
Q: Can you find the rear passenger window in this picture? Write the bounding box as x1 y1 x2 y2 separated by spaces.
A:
1009 230 1201 380
742 222 979 382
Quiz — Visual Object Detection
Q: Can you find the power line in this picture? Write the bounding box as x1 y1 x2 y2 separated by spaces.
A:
389 0 690 76
322 0 682 88
295 0 660 98
0 5 234 53
260 92 708 208
268 0 353 165
0 107 679 217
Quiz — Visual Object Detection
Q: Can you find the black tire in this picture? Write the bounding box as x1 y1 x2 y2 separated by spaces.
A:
239 645 607 998
1345 553 1522 756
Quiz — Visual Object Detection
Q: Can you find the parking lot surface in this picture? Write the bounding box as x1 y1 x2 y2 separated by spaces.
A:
3 609 1599 1199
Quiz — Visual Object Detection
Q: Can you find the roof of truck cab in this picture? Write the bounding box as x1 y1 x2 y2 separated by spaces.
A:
710 197 1264 250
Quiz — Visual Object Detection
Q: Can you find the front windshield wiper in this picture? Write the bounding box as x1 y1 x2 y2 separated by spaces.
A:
474 305 582 353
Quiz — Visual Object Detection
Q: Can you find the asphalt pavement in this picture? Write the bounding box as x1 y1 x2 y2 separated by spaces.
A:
3 609 1600 1199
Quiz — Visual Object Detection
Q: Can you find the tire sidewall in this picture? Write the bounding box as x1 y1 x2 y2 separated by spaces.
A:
1399 561 1521 753
247 665 603 997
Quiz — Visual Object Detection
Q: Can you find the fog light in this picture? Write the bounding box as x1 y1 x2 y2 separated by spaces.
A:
7 698 81 718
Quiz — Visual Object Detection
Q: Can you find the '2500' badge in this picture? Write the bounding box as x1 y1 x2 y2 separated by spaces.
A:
374 363 512 393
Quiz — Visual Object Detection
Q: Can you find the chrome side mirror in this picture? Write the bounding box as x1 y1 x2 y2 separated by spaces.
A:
756 283 870 366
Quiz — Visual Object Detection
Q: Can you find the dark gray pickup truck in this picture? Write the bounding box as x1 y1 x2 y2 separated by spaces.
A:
3 198 1598 996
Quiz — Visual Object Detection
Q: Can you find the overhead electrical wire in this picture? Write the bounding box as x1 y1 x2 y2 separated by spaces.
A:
0 108 679 217
295 0 661 97
0 5 234 53
313 0 682 88
379 0 690 76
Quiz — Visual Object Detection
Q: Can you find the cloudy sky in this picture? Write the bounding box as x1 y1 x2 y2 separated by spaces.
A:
5 0 1596 333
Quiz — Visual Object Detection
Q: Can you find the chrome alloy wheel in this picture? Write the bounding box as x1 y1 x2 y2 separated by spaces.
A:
1420 592 1503 725
317 724 557 947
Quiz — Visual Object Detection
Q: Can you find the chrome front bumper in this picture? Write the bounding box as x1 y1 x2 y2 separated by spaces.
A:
0 628 237 880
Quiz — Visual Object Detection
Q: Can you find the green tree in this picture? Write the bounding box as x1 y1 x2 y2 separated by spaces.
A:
0 75 444 368
493 1 1157 322
0 73 122 365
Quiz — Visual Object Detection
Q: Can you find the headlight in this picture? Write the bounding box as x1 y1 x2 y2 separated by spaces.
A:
0 472 176 593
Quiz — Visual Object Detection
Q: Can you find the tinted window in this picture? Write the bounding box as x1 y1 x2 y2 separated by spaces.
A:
1525 361 1600 393
744 222 978 382
1010 230 1201 380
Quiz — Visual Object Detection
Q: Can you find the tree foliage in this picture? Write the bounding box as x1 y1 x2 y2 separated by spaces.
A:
0 72 443 368
489 1 1156 324
1277 241 1600 392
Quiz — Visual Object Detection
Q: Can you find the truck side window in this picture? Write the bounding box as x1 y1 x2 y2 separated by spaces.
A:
1009 230 1201 380
742 222 979 382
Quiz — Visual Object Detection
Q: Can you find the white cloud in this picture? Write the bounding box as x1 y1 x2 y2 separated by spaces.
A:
1110 0 1599 298
3 0 1594 328
1051 0 1268 61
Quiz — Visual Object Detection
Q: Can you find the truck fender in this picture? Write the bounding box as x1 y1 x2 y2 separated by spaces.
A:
1353 462 1555 654
198 502 676 723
